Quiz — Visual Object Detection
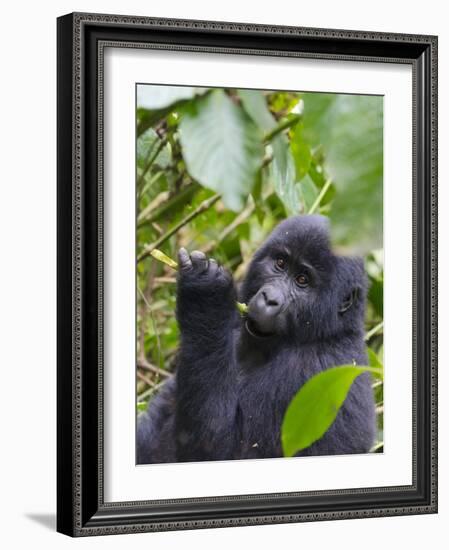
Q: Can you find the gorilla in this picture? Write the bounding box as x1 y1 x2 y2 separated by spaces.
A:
137 215 376 464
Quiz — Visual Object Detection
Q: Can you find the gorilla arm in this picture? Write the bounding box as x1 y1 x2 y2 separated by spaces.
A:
174 249 239 461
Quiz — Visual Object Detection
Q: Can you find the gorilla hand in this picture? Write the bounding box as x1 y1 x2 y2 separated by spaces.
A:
177 248 233 293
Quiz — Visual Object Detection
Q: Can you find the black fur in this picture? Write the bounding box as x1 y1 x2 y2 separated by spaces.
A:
137 215 376 463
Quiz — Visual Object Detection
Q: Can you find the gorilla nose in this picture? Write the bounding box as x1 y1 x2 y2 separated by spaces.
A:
247 285 285 336
262 290 280 308
258 287 283 315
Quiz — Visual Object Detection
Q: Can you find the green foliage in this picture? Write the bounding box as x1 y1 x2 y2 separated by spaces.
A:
179 90 264 210
135 85 384 452
281 365 382 457
301 93 383 251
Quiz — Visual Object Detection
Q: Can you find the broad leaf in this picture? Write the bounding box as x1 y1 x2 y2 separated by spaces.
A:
270 138 300 215
238 89 300 214
298 174 318 212
367 347 383 370
301 93 383 251
179 90 264 211
290 124 312 181
238 89 275 130
281 365 371 456
137 85 206 110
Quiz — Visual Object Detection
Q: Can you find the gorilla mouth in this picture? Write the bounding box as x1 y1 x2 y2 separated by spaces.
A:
245 318 274 339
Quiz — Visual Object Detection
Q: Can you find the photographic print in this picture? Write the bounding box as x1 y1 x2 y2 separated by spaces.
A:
135 85 384 465
57 13 437 535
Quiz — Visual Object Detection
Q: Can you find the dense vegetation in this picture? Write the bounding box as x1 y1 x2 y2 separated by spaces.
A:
136 86 384 453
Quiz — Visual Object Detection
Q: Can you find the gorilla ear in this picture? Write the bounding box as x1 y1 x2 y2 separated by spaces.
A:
339 288 360 314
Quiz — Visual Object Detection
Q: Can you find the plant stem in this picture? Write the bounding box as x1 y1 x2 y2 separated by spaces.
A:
137 358 171 378
137 370 156 387
263 114 301 143
370 441 384 453
308 178 333 214
137 137 167 189
365 321 384 342
137 193 221 262
138 182 200 228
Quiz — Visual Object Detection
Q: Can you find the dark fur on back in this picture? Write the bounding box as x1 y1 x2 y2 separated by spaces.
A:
137 215 376 463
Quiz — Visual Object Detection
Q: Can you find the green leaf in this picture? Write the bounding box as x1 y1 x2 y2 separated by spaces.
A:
150 249 178 270
137 128 171 171
179 90 264 211
238 89 301 214
298 174 318 212
238 89 275 131
137 402 148 413
290 124 312 181
301 93 383 251
252 170 265 225
368 276 384 317
137 85 206 110
281 365 372 456
367 347 383 370
270 137 300 215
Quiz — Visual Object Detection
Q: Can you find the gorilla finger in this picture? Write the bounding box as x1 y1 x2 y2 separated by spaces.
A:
190 250 208 271
178 247 192 270
208 258 218 275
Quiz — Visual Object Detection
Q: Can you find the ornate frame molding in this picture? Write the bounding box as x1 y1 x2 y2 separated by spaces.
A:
57 12 438 536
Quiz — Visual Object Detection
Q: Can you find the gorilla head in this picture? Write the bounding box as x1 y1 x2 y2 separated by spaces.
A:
239 215 367 344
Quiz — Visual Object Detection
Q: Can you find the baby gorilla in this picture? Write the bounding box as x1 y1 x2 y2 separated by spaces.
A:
137 215 376 463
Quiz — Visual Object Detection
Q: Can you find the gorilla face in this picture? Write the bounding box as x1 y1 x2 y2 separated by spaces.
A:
240 215 366 343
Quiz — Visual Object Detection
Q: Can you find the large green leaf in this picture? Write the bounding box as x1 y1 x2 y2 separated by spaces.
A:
281 365 372 456
238 89 300 214
269 138 299 215
301 93 383 251
290 124 312 181
179 90 264 211
238 89 275 130
297 173 318 212
136 86 208 136
367 347 383 370
137 85 206 110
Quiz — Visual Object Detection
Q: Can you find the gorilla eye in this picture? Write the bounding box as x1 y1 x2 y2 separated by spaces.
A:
275 257 286 270
295 273 309 287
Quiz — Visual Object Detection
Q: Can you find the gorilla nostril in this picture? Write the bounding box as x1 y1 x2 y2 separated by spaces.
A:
262 290 279 308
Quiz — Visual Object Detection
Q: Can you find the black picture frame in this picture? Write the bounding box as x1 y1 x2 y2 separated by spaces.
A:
57 12 438 537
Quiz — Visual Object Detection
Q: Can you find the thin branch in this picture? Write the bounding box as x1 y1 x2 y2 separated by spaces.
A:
138 380 167 402
138 170 164 201
370 441 384 453
308 178 333 215
137 193 221 262
263 114 301 143
137 370 156 388
137 137 167 188
365 321 384 342
154 276 177 285
138 190 170 223
137 358 171 379
138 182 200 228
